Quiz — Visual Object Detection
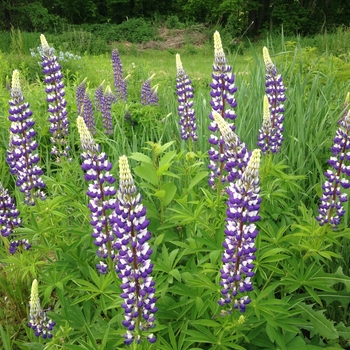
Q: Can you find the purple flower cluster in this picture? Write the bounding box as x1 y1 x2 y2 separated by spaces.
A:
28 279 56 339
316 102 350 227
83 91 96 135
112 48 127 102
257 95 274 154
76 77 87 114
141 75 158 106
114 155 157 345
219 149 261 312
101 85 116 135
7 70 46 206
77 116 117 273
176 53 197 141
212 111 251 183
40 34 70 159
9 238 31 254
0 182 21 238
94 80 104 112
257 46 286 154
208 31 238 187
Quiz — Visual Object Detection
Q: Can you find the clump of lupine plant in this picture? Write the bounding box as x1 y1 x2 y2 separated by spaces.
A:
208 31 238 187
40 34 70 159
259 46 286 154
114 155 157 345
212 111 250 183
76 116 117 274
7 70 46 206
316 95 350 228
257 95 275 154
0 182 21 238
219 149 261 313
94 80 105 112
112 48 127 102
175 53 197 141
141 74 158 106
83 90 96 135
101 85 116 135
28 279 56 339
76 77 87 114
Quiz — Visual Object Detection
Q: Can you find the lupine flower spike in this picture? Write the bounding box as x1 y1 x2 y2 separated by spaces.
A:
114 155 157 345
212 111 250 183
149 85 159 106
77 116 117 273
208 31 238 187
219 149 261 313
94 80 105 112
176 53 197 141
83 90 96 135
260 46 286 154
141 74 156 106
28 279 56 338
316 96 350 228
40 34 70 159
112 48 127 102
7 70 46 205
257 95 274 154
101 85 115 135
76 77 87 114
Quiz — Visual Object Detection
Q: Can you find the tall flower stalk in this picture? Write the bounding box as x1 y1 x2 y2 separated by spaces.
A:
257 95 274 154
208 31 238 188
83 91 96 135
316 97 350 228
219 149 261 313
141 74 158 106
76 77 87 114
101 85 115 135
112 48 127 102
7 70 46 206
259 46 286 154
176 53 197 142
28 279 56 338
77 116 117 273
114 155 157 345
40 34 70 159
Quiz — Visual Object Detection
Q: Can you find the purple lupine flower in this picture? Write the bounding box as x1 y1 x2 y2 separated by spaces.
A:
316 100 350 228
212 111 251 183
112 48 127 102
40 34 70 159
141 74 155 106
149 85 159 106
76 77 87 114
219 149 261 313
9 238 31 254
28 279 56 339
0 182 21 237
261 46 286 153
94 80 105 113
83 91 96 135
7 70 46 206
257 95 275 155
208 31 238 188
101 85 115 135
114 155 157 345
176 53 197 141
77 116 117 273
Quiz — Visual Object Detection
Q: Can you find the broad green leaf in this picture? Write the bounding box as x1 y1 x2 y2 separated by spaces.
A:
134 165 158 186
153 189 166 198
160 182 177 207
159 150 176 168
129 152 153 165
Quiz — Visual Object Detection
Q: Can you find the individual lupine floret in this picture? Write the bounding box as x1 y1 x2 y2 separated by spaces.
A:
83 91 96 135
76 77 87 114
40 34 70 159
208 31 238 187
114 155 157 345
219 149 261 313
262 46 286 153
77 116 117 273
7 70 46 206
316 101 350 228
0 182 21 237
176 53 197 141
112 48 127 101
212 111 251 183
101 85 115 135
94 80 105 112
28 279 56 339
257 95 277 154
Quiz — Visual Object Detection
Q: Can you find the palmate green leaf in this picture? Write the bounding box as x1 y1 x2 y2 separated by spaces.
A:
297 303 338 340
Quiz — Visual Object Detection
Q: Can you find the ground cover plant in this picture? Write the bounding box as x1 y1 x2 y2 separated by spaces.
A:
1 27 350 350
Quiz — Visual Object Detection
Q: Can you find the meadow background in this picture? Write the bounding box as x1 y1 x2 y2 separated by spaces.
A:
1 23 350 349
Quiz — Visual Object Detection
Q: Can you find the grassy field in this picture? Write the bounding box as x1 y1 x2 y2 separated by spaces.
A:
1 28 350 349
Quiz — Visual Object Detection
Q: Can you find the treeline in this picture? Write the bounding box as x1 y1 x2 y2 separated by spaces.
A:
1 0 350 37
